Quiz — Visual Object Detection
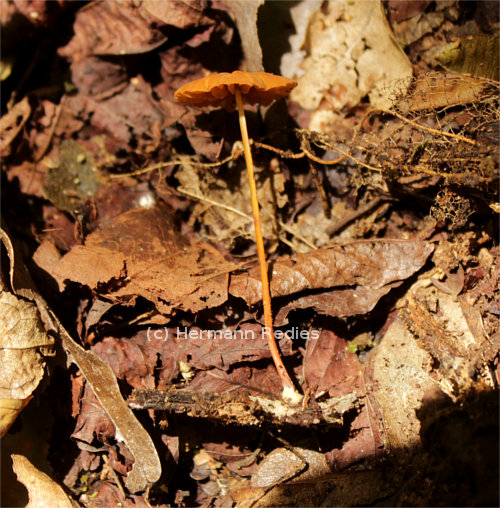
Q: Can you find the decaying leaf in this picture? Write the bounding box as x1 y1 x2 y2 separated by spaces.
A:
1 225 161 492
251 447 329 488
364 316 437 454
288 0 412 131
0 292 54 399
143 0 210 29
0 96 31 157
44 139 100 215
231 469 392 507
59 0 168 61
0 228 54 438
230 240 434 316
11 454 77 508
51 205 239 314
435 35 499 81
396 72 496 113
303 331 385 468
224 0 264 72
60 329 161 493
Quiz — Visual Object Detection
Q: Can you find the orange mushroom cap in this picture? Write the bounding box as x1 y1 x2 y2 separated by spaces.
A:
174 70 297 111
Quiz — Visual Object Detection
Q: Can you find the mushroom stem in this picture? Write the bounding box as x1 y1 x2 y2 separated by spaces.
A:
234 87 302 404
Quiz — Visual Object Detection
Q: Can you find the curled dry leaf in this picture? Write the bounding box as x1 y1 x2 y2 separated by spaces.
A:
230 240 434 313
0 285 54 437
223 0 264 72
59 0 167 61
50 205 239 314
0 292 54 401
1 225 161 492
143 0 211 29
11 454 77 508
251 447 329 488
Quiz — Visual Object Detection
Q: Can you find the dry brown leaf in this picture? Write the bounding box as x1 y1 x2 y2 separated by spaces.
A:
0 226 54 437
303 330 385 468
230 240 434 309
56 321 162 493
59 0 167 61
51 205 239 314
0 96 31 157
224 0 264 72
396 72 495 113
143 0 210 29
0 292 54 401
251 447 329 488
231 469 390 507
0 397 31 440
1 225 161 492
11 454 77 508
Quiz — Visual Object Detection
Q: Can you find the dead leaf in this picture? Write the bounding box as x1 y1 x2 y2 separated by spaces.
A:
230 240 434 312
11 454 77 508
251 447 329 487
288 0 412 130
0 398 31 440
0 97 31 157
44 139 100 215
0 292 54 399
224 0 264 72
59 0 168 62
436 35 499 81
364 316 438 454
1 224 161 492
0 228 54 437
303 330 385 468
396 72 495 113
303 330 362 399
51 205 239 314
143 0 211 29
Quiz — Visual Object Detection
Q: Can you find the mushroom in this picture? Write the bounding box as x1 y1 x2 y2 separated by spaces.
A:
175 70 301 403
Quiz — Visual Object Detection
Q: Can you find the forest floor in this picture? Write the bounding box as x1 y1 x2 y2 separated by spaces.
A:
1 1 499 506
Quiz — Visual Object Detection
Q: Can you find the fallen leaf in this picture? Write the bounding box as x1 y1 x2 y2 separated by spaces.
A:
303 330 385 468
2 224 161 493
230 240 434 316
51 205 239 314
59 0 167 61
288 0 412 130
251 447 329 487
11 454 77 508
0 292 54 399
0 228 54 437
396 72 495 113
44 139 100 215
436 35 499 81
224 0 264 72
364 316 438 454
143 0 211 29
0 97 31 157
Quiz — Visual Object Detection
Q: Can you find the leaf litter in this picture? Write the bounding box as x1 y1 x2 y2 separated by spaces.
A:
1 1 498 506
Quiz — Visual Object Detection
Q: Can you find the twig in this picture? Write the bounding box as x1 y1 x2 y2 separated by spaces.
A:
109 152 241 179
178 188 317 250
371 108 479 146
